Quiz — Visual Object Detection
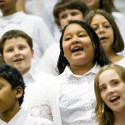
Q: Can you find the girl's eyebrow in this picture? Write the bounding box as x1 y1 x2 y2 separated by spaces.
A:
64 30 86 36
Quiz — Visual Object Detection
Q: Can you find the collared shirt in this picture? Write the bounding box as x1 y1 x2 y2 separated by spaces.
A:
0 109 54 125
59 65 100 125
23 67 36 86
0 11 55 73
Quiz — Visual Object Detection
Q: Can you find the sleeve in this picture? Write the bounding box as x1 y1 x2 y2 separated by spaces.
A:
37 44 59 76
21 82 53 121
24 116 55 125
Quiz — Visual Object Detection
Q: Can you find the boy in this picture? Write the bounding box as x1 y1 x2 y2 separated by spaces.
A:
0 29 54 85
0 30 34 84
0 0 55 73
37 0 89 75
0 64 54 125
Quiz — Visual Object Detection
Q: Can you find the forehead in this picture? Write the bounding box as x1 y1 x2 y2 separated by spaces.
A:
99 69 120 84
64 23 87 35
59 9 83 14
3 37 28 47
0 77 11 86
91 14 110 24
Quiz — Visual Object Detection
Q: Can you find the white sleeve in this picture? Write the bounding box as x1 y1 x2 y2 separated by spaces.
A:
22 82 53 121
24 116 55 125
37 44 60 76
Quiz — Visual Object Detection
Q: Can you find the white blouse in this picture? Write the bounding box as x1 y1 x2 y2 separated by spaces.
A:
59 65 100 125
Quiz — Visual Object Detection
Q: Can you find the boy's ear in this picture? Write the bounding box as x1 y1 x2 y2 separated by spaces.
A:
31 49 34 58
15 86 23 99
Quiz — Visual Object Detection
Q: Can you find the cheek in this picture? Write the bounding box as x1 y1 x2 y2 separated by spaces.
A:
62 43 71 56
3 53 13 63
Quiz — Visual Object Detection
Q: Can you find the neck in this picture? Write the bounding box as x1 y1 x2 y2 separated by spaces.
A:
2 7 17 16
21 67 30 76
0 102 20 123
70 63 94 75
114 111 125 125
106 49 123 63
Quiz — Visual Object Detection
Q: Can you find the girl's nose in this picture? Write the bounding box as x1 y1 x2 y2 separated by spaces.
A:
72 36 80 44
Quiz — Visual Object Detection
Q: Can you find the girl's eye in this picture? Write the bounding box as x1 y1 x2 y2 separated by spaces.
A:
113 81 119 85
92 27 98 31
79 34 86 37
104 24 112 29
65 37 71 41
7 48 13 52
100 86 106 92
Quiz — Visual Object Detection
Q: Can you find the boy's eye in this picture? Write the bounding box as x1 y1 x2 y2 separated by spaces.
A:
61 14 67 19
71 12 78 16
19 46 25 50
0 85 3 90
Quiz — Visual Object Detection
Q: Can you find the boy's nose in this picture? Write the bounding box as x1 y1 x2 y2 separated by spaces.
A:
14 48 21 55
67 15 73 23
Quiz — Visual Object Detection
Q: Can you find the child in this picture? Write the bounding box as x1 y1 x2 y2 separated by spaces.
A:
0 0 55 73
0 64 54 125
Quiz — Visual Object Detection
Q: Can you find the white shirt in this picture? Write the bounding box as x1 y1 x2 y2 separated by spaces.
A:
0 11 55 73
21 71 55 117
37 43 60 76
0 109 54 125
59 66 99 125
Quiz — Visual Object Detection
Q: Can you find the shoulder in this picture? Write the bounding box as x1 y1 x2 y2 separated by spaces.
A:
112 12 125 20
24 115 54 125
25 13 46 23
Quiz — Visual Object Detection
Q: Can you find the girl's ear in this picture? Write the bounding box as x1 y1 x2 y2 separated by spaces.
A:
15 86 23 99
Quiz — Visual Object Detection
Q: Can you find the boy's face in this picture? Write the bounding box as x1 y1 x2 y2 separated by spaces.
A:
0 0 17 12
0 77 20 115
59 9 84 30
3 37 34 75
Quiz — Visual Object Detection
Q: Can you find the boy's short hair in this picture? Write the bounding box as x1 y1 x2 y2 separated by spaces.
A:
53 0 89 28
0 63 25 106
0 30 33 55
